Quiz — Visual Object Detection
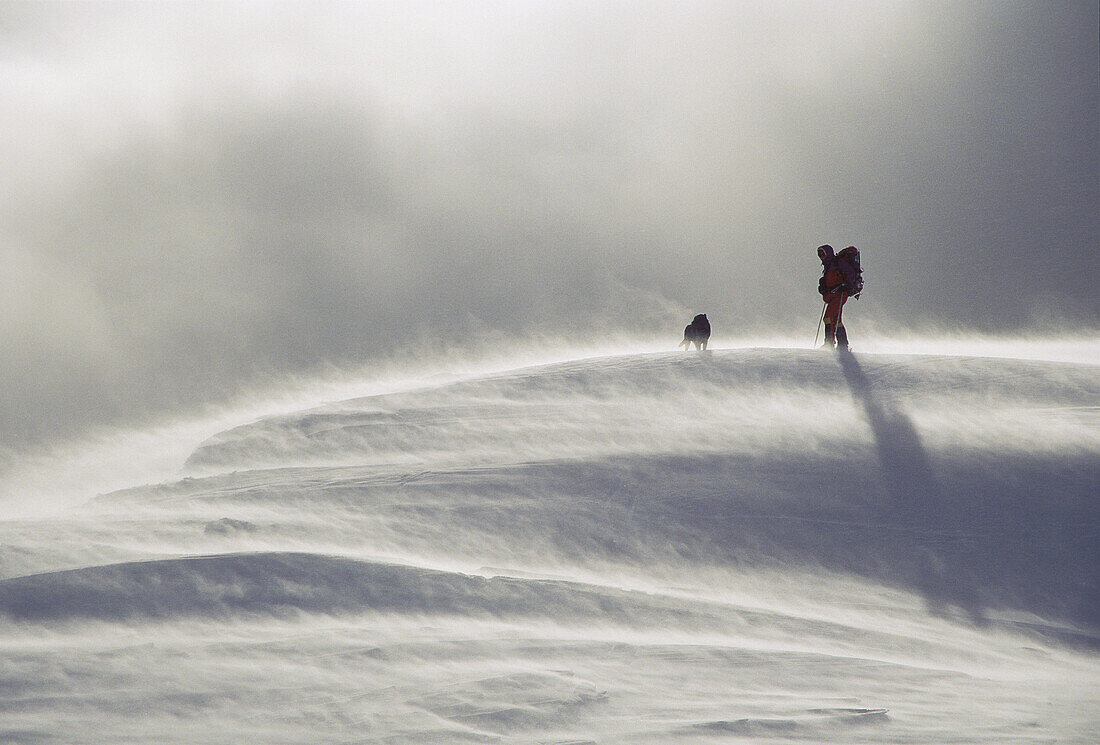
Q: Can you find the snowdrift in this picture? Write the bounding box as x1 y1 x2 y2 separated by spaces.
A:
0 551 786 630
0 347 1097 743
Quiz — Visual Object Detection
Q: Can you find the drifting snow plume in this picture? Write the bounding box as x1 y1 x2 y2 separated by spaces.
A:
0 346 1097 743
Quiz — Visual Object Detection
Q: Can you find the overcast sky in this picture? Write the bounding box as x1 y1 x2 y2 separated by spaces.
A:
1 0 1097 450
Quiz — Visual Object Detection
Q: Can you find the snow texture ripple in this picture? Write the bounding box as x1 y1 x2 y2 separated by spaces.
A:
1 348 1097 743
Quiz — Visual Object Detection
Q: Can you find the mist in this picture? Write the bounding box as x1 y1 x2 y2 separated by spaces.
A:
2 0 1097 450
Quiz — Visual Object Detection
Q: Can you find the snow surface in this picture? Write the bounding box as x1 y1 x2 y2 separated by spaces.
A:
1 346 1097 743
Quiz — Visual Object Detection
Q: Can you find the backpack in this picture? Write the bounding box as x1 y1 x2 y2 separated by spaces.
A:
836 246 863 296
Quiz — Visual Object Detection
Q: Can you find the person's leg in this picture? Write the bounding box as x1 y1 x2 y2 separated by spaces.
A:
823 294 843 346
834 295 849 349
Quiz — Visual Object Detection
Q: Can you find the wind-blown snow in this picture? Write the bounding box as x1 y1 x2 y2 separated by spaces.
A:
1 346 1097 743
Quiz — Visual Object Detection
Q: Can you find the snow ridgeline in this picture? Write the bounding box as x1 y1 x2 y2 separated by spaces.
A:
72 349 1100 630
0 347 1097 744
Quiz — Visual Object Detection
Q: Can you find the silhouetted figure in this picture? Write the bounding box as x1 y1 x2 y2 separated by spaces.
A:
678 314 711 351
816 245 862 350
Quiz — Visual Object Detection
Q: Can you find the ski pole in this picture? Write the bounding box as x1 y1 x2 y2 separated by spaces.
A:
814 299 822 347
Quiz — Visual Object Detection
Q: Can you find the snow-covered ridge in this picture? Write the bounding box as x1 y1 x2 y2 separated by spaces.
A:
186 348 1097 469
1 347 1097 743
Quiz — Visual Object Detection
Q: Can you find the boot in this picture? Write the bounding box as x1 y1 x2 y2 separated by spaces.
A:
835 324 849 351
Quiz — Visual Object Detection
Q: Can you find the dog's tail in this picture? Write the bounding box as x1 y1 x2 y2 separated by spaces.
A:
678 336 689 349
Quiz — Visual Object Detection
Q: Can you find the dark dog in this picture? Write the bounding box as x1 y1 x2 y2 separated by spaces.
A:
678 313 711 351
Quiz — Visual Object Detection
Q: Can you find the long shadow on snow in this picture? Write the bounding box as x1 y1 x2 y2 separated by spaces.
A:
834 349 1100 637
837 349 985 623
92 452 1099 637
605 447 1096 639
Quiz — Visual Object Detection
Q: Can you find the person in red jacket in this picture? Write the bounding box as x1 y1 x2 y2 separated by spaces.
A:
817 244 861 350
